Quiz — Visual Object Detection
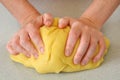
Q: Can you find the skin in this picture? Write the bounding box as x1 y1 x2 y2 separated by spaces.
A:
0 0 120 65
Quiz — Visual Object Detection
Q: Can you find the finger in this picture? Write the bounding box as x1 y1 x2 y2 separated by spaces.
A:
43 13 54 27
26 24 44 54
81 37 97 65
12 36 31 57
93 38 106 63
65 22 81 57
19 30 39 58
58 17 70 28
6 42 18 55
73 28 90 64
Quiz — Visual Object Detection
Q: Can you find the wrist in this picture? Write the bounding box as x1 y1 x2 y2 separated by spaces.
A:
21 11 40 27
78 17 101 30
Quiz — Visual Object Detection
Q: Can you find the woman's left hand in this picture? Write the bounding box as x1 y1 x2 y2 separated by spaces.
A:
58 17 106 65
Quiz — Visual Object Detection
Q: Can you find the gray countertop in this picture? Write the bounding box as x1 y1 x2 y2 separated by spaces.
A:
0 0 120 80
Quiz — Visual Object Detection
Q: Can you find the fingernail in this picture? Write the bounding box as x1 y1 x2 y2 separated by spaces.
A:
65 50 70 56
40 47 44 53
34 54 39 58
58 24 62 28
81 61 86 66
93 58 97 63
74 59 79 64
74 60 79 64
60 22 65 26
46 21 51 26
26 54 31 57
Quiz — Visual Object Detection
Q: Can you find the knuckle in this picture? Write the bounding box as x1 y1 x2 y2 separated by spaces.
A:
30 29 37 36
12 39 19 47
26 23 33 28
7 40 15 50
26 43 35 51
91 43 96 48
71 25 81 32
83 39 89 45
21 33 29 40
43 13 49 16
19 29 25 34
62 17 68 21
72 32 79 39
23 36 30 41
32 34 39 40
20 39 27 46
71 29 80 38
7 41 11 47
44 13 51 16
37 15 43 21
90 45 96 52
59 18 69 28
91 38 97 44
72 21 80 27
25 23 34 30
82 46 87 52
91 45 96 51
6 44 11 50
34 39 40 46
59 18 66 24
43 13 52 19
85 56 91 61
46 17 52 21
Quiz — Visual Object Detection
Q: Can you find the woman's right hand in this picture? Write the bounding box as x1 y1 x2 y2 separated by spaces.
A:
6 13 54 58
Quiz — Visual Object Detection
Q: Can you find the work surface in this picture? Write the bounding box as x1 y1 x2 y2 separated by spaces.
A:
0 0 120 80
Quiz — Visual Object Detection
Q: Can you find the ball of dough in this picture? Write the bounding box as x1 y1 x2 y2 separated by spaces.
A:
10 18 110 74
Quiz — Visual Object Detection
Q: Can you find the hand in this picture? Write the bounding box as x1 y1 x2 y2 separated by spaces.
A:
58 17 106 65
6 13 54 58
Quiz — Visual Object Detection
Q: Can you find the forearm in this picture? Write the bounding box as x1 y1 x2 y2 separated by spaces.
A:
1 0 40 25
80 0 120 29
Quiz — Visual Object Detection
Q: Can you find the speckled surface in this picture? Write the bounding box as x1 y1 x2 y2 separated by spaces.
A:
0 0 120 80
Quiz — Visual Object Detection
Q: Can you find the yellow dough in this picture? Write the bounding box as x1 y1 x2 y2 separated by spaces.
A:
10 18 110 74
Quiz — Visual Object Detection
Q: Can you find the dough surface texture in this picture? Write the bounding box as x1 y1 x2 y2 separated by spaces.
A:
10 18 110 74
